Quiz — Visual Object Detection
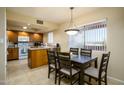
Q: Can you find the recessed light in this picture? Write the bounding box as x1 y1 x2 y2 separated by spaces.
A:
28 24 30 26
23 26 27 29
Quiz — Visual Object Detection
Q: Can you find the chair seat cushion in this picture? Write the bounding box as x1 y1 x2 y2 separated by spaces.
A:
60 68 80 76
84 67 105 79
50 63 59 69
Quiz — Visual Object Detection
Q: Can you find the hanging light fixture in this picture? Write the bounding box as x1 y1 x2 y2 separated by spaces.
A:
65 7 79 35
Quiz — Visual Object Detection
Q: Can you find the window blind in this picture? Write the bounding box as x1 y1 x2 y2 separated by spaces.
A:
48 32 53 43
69 20 107 51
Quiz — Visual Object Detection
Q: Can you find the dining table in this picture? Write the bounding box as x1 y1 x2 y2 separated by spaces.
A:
70 54 98 85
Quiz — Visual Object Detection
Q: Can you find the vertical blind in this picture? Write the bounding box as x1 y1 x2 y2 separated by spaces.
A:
48 32 53 43
69 20 107 51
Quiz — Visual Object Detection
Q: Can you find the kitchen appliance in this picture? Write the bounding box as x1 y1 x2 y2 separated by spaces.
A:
18 36 29 42
18 36 29 59
18 42 29 59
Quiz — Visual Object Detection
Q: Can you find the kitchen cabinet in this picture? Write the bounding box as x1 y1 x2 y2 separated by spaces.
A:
7 31 18 43
7 48 19 61
28 48 48 68
7 31 43 43
30 33 43 42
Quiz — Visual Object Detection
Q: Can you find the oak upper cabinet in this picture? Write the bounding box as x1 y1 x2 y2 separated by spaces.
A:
30 33 43 42
7 31 18 43
7 31 43 43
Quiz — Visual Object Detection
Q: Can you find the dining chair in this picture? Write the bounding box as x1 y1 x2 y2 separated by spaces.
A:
58 52 80 85
80 48 92 68
47 50 58 84
80 48 92 57
51 48 61 52
84 52 110 85
70 48 79 55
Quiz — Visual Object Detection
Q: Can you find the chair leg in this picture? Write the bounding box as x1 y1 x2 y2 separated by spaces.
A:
105 75 107 85
70 77 73 85
55 70 57 84
79 73 80 85
95 79 97 82
98 79 101 85
89 63 91 67
48 67 50 78
58 72 61 85
89 77 91 82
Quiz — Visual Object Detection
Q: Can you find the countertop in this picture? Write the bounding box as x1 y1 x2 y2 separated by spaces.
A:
28 47 51 50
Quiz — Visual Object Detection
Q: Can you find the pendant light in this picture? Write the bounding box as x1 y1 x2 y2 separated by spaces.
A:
65 7 79 35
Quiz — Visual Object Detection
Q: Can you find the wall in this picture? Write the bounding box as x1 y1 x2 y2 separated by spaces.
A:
43 8 124 84
0 8 6 84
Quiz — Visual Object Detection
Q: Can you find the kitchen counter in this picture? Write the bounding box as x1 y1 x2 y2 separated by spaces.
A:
28 46 51 50
28 47 48 68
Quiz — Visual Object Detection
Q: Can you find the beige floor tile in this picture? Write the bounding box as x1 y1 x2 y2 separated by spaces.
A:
7 74 31 85
6 59 55 85
7 59 110 85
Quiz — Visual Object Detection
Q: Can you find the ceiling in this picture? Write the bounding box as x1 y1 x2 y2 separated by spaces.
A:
7 7 99 24
7 7 100 33
7 20 49 33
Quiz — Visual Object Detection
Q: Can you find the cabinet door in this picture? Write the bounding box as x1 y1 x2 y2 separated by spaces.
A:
41 50 48 65
7 48 13 60
7 53 13 60
13 48 18 59
30 33 43 42
7 48 18 60
7 31 18 43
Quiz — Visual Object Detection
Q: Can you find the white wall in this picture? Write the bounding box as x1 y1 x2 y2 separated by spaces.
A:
43 8 124 84
0 8 6 84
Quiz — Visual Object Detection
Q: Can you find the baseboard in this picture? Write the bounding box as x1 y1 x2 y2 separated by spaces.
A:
107 76 124 85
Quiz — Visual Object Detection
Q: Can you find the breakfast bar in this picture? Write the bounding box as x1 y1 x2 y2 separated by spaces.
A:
28 47 49 69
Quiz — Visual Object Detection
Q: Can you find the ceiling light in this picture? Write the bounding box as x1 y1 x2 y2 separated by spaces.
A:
23 26 27 29
28 24 30 26
65 7 79 35
65 29 79 35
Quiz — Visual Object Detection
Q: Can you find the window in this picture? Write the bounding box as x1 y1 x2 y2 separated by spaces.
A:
69 20 107 51
48 32 53 43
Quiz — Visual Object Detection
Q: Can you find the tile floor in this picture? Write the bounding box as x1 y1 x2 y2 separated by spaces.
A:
6 59 56 85
6 59 107 85
6 59 78 85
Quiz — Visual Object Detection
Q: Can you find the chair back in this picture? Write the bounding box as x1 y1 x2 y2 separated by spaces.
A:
80 48 92 57
70 48 79 55
99 52 110 78
58 52 72 75
47 50 57 67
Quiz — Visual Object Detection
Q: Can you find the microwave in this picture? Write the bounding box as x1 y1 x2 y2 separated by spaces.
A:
18 36 29 42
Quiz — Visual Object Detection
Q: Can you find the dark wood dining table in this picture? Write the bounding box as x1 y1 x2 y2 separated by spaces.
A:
70 54 98 85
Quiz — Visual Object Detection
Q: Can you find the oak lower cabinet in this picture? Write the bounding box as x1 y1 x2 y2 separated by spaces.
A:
28 49 48 68
7 48 19 61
